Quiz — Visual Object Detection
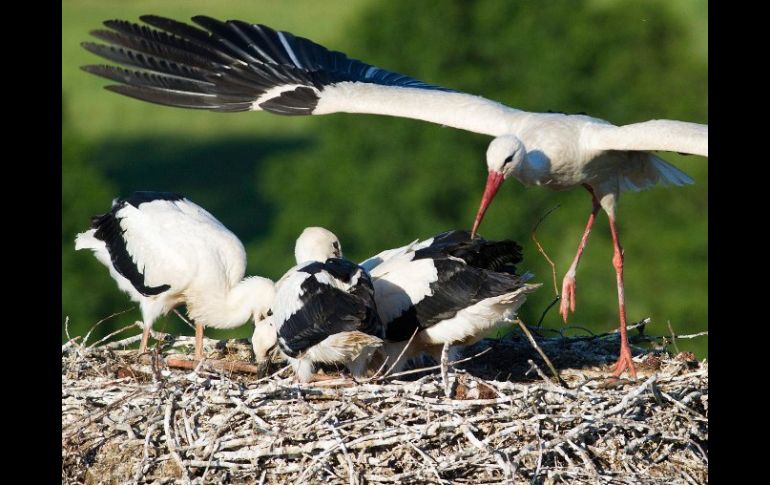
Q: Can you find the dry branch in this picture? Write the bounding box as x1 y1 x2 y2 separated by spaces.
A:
62 326 708 484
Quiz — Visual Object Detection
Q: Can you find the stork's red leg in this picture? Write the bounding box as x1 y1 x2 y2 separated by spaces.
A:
608 215 637 379
195 322 204 360
139 324 151 354
560 185 601 322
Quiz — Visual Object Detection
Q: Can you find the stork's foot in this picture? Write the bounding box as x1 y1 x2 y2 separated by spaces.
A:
611 344 637 379
559 275 577 322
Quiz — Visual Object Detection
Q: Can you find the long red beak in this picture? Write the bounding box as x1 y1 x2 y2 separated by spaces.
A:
471 171 505 237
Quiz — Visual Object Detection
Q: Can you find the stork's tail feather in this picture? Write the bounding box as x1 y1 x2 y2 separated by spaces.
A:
74 229 101 250
495 283 542 305
298 331 384 368
651 155 695 186
336 331 384 352
309 331 383 365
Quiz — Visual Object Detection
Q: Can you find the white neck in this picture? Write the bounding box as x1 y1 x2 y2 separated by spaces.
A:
187 276 274 330
316 83 522 137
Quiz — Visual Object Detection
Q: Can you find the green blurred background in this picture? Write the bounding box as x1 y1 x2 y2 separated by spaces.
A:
62 0 708 356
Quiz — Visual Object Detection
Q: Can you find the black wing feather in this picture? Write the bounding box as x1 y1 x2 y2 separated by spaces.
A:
82 14 453 115
139 15 223 52
384 259 523 341
89 29 224 71
81 42 211 81
83 65 218 93
417 230 523 274
104 84 255 112
102 19 232 62
89 192 184 297
277 260 381 357
383 231 525 341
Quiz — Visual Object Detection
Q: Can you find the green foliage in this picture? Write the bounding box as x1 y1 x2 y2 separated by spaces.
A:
62 0 707 355
62 99 125 340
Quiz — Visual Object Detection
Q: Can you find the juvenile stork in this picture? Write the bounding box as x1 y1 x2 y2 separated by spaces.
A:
75 191 275 359
81 15 708 377
366 230 539 372
268 227 382 383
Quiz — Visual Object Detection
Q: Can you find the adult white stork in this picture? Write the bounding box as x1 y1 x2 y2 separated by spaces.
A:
75 191 275 359
365 230 539 372
81 15 708 377
267 227 382 383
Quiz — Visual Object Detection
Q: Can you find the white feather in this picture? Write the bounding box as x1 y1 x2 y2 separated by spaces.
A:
75 195 275 344
584 119 708 157
372 257 437 323
418 284 538 345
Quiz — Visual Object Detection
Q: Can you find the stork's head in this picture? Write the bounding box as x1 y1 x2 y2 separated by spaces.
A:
472 136 526 237
295 226 342 264
252 313 277 362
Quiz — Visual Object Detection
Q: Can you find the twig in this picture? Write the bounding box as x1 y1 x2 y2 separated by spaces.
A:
163 401 191 484
603 317 651 337
62 335 81 352
81 307 135 347
87 322 141 349
531 204 561 296
535 295 560 328
379 347 492 381
514 319 565 387
667 320 680 354
64 316 72 343
174 309 197 330
567 440 598 478
134 421 161 482
673 331 709 340
526 359 554 386
166 357 262 374
329 423 356 485
369 327 420 381
63 332 707 483
441 343 451 398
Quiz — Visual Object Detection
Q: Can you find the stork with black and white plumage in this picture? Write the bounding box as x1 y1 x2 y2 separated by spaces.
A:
254 228 538 374
365 230 540 372
266 227 383 383
81 15 708 377
75 191 275 359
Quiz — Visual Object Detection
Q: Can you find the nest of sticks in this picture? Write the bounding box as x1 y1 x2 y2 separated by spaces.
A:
62 320 707 484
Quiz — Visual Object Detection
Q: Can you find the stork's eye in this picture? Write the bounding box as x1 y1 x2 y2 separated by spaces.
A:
332 242 340 250
503 155 514 164
266 309 273 316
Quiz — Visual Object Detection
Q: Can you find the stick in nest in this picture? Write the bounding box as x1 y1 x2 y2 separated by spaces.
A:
368 327 420 381
166 357 263 375
440 343 451 397
531 204 561 297
81 307 135 347
514 319 566 387
62 335 708 483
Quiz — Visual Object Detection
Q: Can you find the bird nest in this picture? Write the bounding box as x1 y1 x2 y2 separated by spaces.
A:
62 322 707 484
